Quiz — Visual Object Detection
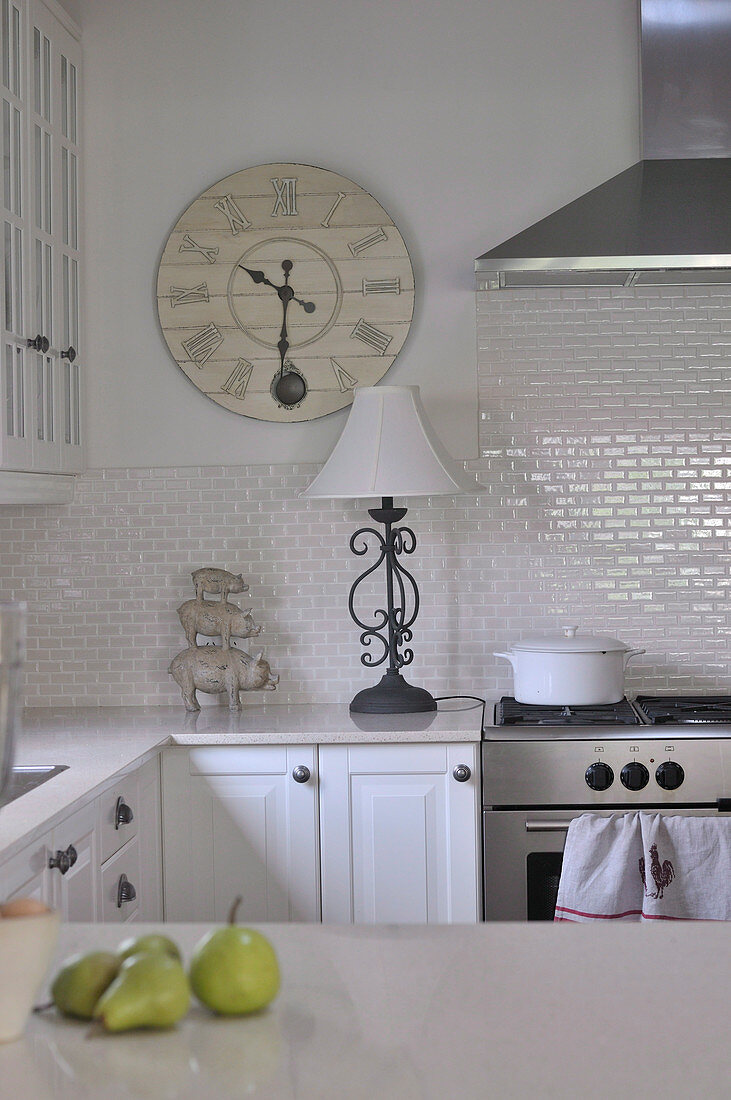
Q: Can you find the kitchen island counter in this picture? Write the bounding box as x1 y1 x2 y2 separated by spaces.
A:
0 702 483 860
1 920 728 1099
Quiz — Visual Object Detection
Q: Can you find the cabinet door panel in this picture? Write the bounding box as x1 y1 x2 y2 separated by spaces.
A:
162 746 319 923
98 772 139 864
1 0 33 469
1 0 82 476
100 836 140 923
50 800 98 922
27 0 59 471
320 743 480 924
0 832 52 904
207 776 288 922
351 777 443 924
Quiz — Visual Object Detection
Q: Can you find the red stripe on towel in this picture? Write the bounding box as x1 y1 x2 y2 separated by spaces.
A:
639 913 701 921
556 906 717 921
554 905 643 920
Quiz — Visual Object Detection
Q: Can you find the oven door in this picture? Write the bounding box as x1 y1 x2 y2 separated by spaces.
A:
483 807 728 921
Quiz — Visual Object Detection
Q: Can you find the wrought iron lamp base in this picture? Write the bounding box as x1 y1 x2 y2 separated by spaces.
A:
350 669 437 714
347 497 437 715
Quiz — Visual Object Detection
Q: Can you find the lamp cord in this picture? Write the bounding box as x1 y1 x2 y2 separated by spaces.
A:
434 694 486 731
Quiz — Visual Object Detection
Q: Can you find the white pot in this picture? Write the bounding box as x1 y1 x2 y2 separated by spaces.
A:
494 624 645 706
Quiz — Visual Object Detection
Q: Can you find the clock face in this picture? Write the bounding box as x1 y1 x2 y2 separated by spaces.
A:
156 163 415 422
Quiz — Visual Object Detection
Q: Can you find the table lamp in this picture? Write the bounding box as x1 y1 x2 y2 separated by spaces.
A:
302 386 483 714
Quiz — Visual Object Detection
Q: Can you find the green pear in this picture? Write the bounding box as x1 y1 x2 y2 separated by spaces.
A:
189 897 280 1016
117 933 182 964
93 953 191 1032
51 951 121 1020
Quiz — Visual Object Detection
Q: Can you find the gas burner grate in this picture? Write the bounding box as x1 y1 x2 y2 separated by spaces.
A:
496 697 640 726
635 695 731 724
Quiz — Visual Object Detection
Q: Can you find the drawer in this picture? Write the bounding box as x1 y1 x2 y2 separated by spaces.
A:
99 775 139 863
100 836 141 923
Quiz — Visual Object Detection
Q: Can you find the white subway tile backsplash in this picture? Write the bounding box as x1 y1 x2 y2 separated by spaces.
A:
0 285 729 705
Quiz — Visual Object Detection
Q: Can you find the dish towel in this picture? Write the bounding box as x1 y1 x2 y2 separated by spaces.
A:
554 812 731 921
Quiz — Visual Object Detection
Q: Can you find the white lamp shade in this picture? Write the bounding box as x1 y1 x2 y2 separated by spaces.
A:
302 386 484 499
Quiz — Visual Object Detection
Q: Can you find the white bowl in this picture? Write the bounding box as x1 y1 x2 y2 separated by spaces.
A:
0 909 60 1042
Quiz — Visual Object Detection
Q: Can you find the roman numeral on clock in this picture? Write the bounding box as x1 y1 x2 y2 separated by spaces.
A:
214 193 251 234
330 358 358 392
182 322 223 366
350 318 392 355
321 191 346 227
362 277 400 295
348 227 387 256
169 283 209 307
179 235 218 264
221 358 253 399
271 177 298 216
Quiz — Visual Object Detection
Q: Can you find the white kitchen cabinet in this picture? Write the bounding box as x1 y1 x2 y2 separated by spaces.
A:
161 745 320 923
161 741 481 925
0 0 82 495
319 743 481 924
0 754 163 921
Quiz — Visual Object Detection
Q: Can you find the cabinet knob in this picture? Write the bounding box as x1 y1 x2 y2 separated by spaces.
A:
60 345 76 363
26 334 49 353
48 845 77 875
292 765 311 784
452 764 471 783
115 796 134 829
117 873 137 908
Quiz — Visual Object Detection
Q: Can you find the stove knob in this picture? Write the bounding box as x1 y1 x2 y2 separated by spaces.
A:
655 760 685 791
620 761 649 791
585 762 614 791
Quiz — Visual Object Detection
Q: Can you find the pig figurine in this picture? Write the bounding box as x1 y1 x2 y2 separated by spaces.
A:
177 599 262 649
169 646 279 712
191 567 249 602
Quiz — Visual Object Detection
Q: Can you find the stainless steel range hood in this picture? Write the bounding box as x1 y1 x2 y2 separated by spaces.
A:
476 0 731 289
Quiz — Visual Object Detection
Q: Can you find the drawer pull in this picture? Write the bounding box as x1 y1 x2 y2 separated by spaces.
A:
117 873 137 908
48 845 77 875
115 796 134 829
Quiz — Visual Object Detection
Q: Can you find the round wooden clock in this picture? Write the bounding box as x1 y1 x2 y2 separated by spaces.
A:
156 163 415 422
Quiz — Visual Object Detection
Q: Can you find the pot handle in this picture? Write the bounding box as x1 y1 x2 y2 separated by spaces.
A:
493 652 516 668
623 647 646 669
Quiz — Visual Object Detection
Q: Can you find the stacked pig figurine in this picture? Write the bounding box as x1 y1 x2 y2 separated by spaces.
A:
169 568 279 711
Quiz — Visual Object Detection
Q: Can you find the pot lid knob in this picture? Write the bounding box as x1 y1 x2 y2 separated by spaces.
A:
563 625 579 638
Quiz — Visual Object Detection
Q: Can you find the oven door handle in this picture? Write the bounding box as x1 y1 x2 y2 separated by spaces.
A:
525 820 573 832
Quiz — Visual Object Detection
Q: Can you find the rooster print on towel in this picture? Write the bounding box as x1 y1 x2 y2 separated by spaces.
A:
639 844 675 899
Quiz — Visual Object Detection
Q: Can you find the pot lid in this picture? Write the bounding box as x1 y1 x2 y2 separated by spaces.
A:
509 625 631 654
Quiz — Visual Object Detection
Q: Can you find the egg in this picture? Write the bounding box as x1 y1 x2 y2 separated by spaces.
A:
0 897 50 918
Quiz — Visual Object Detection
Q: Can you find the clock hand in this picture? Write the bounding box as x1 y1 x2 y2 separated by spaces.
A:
277 261 293 384
240 265 279 293
240 264 316 313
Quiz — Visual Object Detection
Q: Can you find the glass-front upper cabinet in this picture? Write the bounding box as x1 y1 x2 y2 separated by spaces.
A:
0 0 82 476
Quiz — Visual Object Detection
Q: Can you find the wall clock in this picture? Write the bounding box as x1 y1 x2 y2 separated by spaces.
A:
156 163 415 422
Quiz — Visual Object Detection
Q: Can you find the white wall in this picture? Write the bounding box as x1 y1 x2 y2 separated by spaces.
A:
78 0 639 468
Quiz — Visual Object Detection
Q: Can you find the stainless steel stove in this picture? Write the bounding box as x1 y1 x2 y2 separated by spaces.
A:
482 695 731 921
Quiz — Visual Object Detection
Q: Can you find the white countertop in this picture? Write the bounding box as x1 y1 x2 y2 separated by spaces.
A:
1 920 728 1099
0 701 483 860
